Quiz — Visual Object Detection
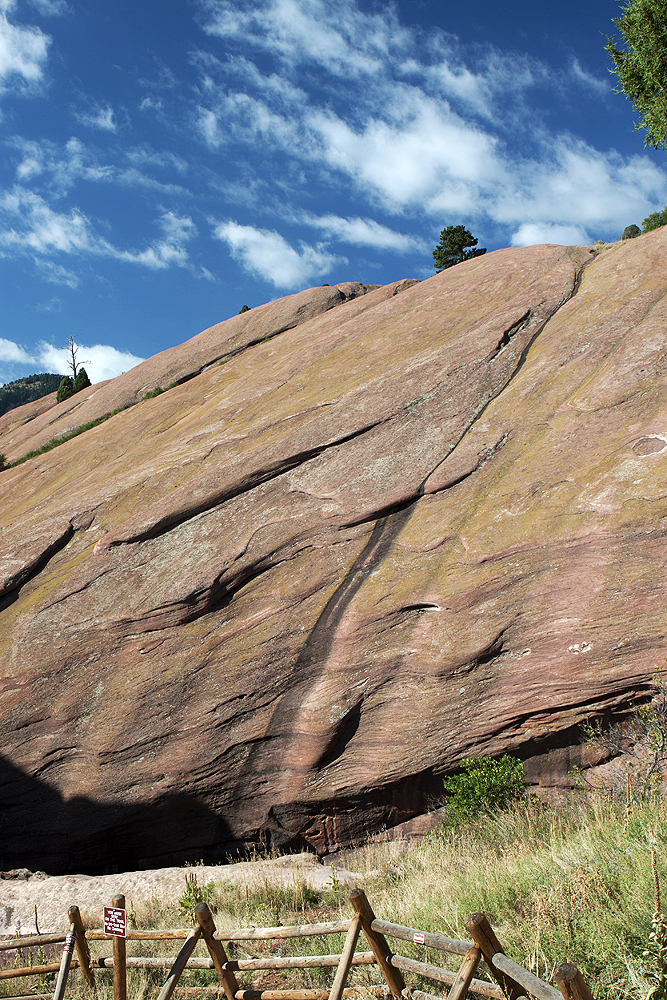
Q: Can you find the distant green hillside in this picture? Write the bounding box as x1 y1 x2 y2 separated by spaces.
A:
0 373 63 419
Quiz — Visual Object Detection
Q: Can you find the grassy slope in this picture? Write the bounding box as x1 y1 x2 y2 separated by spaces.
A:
5 796 665 1000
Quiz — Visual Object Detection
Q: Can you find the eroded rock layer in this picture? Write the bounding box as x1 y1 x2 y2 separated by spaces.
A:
1 236 666 873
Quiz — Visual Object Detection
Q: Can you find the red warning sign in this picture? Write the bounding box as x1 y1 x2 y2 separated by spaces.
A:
103 906 127 938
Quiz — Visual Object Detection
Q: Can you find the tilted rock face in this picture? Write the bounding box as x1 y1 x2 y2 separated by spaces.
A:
1 236 666 874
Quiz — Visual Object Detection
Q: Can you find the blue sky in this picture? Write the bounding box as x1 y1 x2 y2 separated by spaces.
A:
1 0 666 385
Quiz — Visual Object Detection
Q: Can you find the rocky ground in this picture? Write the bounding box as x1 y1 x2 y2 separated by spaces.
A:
0 853 361 938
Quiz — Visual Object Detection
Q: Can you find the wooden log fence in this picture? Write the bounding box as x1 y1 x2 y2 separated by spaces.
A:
0 888 594 1000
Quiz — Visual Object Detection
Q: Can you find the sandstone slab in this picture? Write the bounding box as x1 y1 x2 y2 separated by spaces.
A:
1 236 666 873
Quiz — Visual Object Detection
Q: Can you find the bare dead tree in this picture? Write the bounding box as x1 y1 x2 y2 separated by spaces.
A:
65 335 90 379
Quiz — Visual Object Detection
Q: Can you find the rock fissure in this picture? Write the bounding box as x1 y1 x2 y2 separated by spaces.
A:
485 309 532 361
0 523 74 604
99 417 391 550
245 251 607 825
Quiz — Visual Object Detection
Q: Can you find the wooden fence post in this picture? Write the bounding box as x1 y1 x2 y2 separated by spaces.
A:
112 894 127 1000
447 946 482 1000
554 964 594 1000
328 915 361 1000
53 923 77 1000
349 889 404 999
156 926 203 1000
69 905 95 989
465 913 525 1000
195 901 240 1000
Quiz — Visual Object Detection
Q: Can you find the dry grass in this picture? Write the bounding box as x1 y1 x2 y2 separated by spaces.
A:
3 794 667 1000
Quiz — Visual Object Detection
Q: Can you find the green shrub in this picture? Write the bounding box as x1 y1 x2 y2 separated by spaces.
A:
178 870 216 922
442 754 525 828
238 304 250 313
622 224 641 239
142 386 165 399
56 376 74 403
642 207 667 233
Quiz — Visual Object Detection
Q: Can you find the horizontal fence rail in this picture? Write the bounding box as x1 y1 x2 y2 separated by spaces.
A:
91 953 376 971
371 920 473 957
0 961 81 981
216 920 352 942
491 955 561 1000
389 953 504 999
0 933 68 951
86 929 191 940
231 991 380 1000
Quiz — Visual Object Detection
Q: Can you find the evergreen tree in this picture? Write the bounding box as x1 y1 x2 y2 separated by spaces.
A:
642 206 667 232
72 367 92 393
621 224 641 239
606 0 667 149
56 376 74 403
433 225 486 272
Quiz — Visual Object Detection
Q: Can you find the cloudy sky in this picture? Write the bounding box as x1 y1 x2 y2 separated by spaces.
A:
1 0 665 385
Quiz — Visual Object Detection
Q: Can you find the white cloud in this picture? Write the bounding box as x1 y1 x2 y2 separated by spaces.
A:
0 0 50 91
10 136 113 191
139 95 163 112
193 0 667 243
214 221 343 288
36 341 145 382
115 211 196 269
307 92 499 212
35 296 62 311
38 259 80 286
0 337 33 363
28 0 69 15
125 146 188 174
159 210 196 242
301 212 425 252
0 187 95 253
493 136 667 236
0 188 196 271
199 0 411 79
9 136 189 196
74 102 117 132
511 222 592 247
569 58 608 96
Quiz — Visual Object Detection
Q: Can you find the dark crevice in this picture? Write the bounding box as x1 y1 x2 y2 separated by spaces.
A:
397 602 440 613
473 629 507 666
499 682 655 746
203 285 375 373
0 523 74 608
106 417 390 547
248 253 598 796
423 255 596 493
485 309 531 361
340 492 424 530
313 699 363 770
428 432 510 496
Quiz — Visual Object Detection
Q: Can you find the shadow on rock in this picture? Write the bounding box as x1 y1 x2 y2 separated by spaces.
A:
0 754 235 876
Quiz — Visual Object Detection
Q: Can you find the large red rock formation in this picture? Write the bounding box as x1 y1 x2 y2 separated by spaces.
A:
1 235 666 874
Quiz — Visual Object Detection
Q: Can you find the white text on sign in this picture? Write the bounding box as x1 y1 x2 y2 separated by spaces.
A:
103 906 127 938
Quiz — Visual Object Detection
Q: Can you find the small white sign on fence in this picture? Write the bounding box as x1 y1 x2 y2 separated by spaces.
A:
413 932 425 945
103 905 127 938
